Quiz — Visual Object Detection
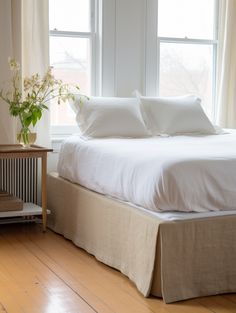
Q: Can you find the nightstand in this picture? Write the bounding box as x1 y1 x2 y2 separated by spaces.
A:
0 144 53 231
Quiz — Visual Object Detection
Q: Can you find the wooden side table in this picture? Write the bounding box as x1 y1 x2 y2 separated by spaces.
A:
0 145 53 231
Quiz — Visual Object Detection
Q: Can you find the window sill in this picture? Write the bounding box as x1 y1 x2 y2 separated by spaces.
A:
50 125 79 152
51 134 71 153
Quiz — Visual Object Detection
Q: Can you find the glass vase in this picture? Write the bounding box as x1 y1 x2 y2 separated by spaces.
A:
17 132 37 148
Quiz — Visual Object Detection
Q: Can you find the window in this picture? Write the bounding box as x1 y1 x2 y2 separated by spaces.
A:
157 0 218 118
49 0 96 132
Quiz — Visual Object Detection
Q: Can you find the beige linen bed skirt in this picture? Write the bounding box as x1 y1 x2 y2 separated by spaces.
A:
47 172 236 303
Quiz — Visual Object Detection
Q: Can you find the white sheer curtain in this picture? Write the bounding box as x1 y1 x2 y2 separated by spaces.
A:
216 0 236 128
0 0 21 144
22 0 50 147
0 0 50 146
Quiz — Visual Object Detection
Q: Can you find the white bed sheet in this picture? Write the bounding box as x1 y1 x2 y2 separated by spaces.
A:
58 130 236 214
107 196 236 221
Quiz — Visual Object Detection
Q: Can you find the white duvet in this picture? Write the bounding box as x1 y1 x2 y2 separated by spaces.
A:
58 131 236 213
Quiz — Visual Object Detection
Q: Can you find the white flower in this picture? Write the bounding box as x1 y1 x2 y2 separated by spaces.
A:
8 57 20 71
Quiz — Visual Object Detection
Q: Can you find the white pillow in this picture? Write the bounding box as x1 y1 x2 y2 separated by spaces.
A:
138 95 216 135
72 96 150 138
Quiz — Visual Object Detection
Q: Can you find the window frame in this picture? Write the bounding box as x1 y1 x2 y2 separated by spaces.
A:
146 0 219 121
49 0 98 136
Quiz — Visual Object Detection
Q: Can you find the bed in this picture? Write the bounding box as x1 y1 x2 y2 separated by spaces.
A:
48 131 236 303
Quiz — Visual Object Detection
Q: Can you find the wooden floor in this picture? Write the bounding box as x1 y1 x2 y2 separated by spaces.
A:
0 225 236 313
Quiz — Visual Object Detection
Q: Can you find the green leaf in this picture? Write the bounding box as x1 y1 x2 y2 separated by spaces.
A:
41 104 48 110
24 117 32 128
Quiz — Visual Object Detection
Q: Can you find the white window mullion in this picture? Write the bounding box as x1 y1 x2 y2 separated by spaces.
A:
145 0 158 96
158 37 218 46
50 30 92 39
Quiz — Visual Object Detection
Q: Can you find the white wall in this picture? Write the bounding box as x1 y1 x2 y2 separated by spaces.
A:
115 0 146 96
101 0 147 97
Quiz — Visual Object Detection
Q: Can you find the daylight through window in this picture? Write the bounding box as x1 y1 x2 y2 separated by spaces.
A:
158 0 218 118
49 0 95 128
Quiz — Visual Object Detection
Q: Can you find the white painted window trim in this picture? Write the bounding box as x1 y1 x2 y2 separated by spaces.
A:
145 0 219 121
145 0 158 96
100 0 116 96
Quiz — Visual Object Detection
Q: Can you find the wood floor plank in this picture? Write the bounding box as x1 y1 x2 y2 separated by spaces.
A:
16 226 166 313
11 233 115 313
0 224 236 313
164 300 217 313
0 231 96 313
28 227 212 313
0 284 25 313
37 228 217 313
223 294 236 304
196 295 236 313
12 226 221 313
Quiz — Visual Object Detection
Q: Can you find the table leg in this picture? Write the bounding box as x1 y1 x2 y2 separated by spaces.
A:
41 154 47 232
